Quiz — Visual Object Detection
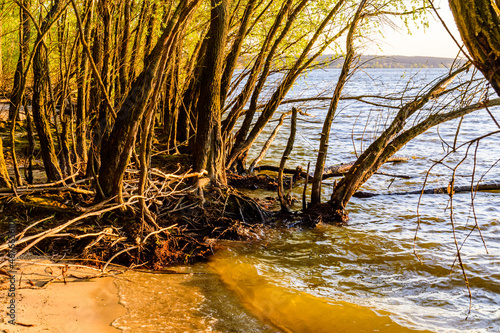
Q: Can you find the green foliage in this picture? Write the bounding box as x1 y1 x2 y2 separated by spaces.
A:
0 0 431 94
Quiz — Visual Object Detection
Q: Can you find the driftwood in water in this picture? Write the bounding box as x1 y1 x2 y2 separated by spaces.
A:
322 156 410 179
256 156 410 181
353 181 500 198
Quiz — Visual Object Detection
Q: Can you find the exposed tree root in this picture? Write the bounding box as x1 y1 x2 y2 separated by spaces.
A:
301 202 349 226
228 172 295 191
0 169 270 270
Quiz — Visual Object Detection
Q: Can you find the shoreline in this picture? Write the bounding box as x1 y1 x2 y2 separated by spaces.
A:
0 257 126 332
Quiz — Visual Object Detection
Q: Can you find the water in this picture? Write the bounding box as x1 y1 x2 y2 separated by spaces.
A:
118 68 500 332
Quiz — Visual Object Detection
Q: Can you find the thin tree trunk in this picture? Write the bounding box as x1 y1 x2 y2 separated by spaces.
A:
227 0 308 144
162 42 180 150
128 0 149 85
75 0 95 169
177 37 208 145
278 107 297 212
219 0 257 108
221 0 295 140
226 0 347 169
310 0 366 206
86 24 104 179
144 3 158 64
118 0 131 96
9 106 23 186
9 0 31 121
98 0 113 142
248 110 292 172
24 100 35 184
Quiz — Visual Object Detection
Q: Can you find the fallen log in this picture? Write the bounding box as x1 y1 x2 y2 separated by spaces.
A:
353 181 500 198
256 156 411 181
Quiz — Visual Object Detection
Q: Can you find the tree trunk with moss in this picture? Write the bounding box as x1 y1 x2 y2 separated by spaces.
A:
449 0 500 95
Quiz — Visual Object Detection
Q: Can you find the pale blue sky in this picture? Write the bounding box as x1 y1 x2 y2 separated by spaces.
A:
369 1 462 58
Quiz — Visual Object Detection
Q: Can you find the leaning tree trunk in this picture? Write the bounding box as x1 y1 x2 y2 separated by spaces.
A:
226 0 348 170
219 0 257 108
226 0 308 172
193 0 229 186
221 0 295 141
328 65 472 222
128 0 149 85
86 23 104 179
278 107 297 212
449 0 500 96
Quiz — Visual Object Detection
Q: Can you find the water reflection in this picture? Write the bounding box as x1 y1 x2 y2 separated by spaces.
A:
116 69 499 332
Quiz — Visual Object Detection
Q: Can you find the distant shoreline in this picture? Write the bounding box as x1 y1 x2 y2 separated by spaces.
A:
317 54 464 69
236 54 462 69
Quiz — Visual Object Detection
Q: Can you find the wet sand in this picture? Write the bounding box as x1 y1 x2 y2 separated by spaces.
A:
0 258 126 333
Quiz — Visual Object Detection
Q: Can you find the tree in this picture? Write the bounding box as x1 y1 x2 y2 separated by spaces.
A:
318 65 499 222
310 0 367 206
75 0 95 168
226 0 350 170
449 0 500 96
31 0 65 182
97 0 200 200
8 0 30 122
192 0 229 185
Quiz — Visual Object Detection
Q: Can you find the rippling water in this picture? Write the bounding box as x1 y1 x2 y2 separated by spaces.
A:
118 68 500 332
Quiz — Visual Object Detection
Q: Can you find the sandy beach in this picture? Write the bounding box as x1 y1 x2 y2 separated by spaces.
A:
0 257 126 333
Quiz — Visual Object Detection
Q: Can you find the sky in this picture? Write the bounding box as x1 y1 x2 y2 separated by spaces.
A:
367 1 462 58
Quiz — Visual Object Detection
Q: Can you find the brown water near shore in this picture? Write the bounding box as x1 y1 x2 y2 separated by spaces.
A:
209 247 433 333
113 264 276 332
